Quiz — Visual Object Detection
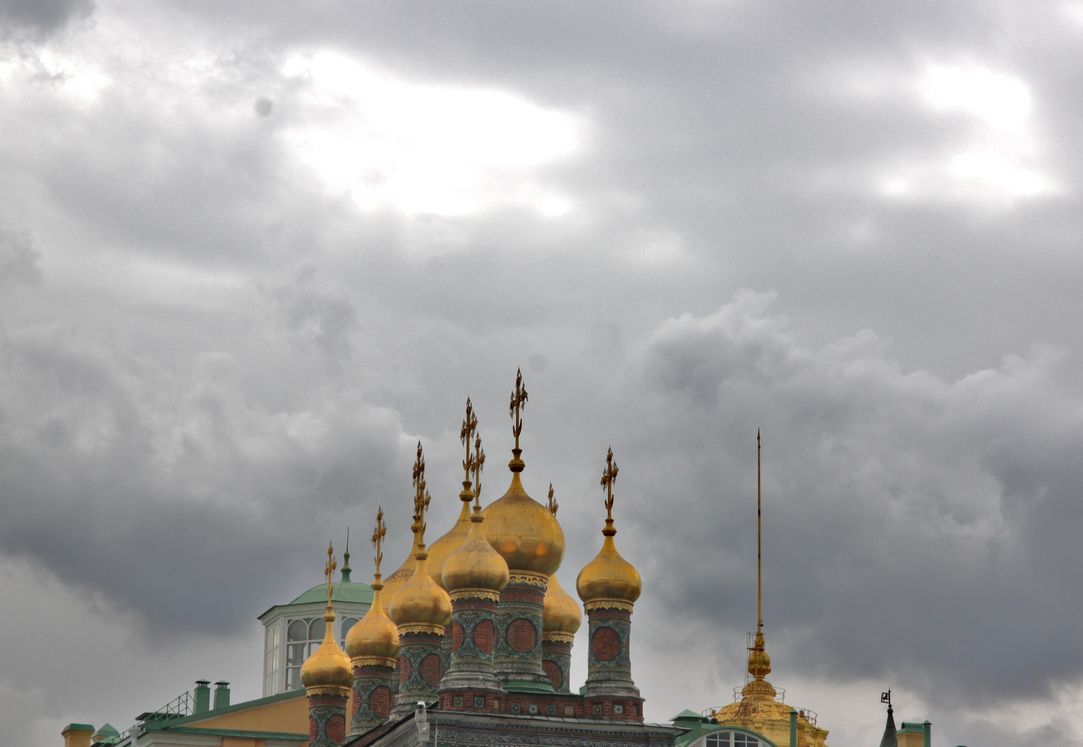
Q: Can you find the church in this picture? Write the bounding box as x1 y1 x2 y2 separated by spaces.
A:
60 371 934 747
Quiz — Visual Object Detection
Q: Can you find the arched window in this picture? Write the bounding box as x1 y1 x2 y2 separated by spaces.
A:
285 617 326 690
704 731 766 747
341 616 360 648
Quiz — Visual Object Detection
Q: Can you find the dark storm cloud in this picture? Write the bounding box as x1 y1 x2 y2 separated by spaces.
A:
0 320 412 634
3 1 1083 745
0 0 92 38
623 292 1083 705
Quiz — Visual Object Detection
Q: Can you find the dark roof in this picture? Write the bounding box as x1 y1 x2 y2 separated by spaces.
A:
878 706 898 747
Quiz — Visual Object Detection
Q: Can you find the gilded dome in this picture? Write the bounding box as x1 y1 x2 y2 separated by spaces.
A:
542 573 582 636
442 513 510 593
344 582 400 662
427 494 474 591
381 536 420 609
482 472 564 576
387 551 452 630
300 612 353 692
576 530 641 607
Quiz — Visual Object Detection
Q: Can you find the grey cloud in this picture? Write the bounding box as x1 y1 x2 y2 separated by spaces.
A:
0 225 42 288
0 0 92 38
625 292 1083 707
0 322 412 635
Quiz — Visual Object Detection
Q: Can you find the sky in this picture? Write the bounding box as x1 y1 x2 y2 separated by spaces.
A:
2 1 1082 746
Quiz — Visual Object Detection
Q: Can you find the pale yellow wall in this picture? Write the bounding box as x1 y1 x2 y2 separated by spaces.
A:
221 738 261 747
897 732 923 747
185 691 353 735
190 695 307 734
62 729 92 747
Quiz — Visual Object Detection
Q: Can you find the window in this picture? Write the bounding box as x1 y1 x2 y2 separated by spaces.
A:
285 617 326 690
341 616 359 648
704 731 765 747
264 624 281 694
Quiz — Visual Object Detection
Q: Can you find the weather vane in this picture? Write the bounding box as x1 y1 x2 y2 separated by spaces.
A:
547 482 558 515
324 541 337 608
600 447 619 523
509 368 528 453
371 507 386 580
412 441 431 546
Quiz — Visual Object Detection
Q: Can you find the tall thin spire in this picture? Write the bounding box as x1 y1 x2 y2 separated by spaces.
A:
747 430 772 682
757 429 763 633
341 525 352 582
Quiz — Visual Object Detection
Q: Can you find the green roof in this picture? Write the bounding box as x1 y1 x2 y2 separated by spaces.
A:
672 709 707 722
671 715 777 747
289 579 374 605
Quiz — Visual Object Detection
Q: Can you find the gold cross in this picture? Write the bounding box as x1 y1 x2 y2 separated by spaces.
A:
509 368 528 452
547 482 558 516
472 432 485 509
324 541 337 606
600 447 619 522
461 397 478 489
412 441 431 545
371 507 386 578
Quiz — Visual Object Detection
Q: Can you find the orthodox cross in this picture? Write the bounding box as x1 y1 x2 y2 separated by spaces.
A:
371 507 386 580
509 368 528 452
472 432 485 509
547 482 558 516
600 447 619 523
461 398 478 490
324 541 337 607
412 441 431 545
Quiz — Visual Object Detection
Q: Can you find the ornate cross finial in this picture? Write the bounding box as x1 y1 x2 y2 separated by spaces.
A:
412 441 431 546
371 507 386 580
461 398 478 496
547 482 558 515
324 541 337 608
600 447 619 526
472 431 485 509
508 369 528 470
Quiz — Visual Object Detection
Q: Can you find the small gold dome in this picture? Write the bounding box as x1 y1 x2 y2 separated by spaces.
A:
427 497 474 591
576 531 641 607
443 513 510 593
300 613 353 692
387 551 452 630
543 573 582 635
345 583 400 662
482 473 564 576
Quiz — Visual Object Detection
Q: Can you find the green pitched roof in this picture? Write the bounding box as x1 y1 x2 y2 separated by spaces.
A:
288 579 373 605
672 709 707 722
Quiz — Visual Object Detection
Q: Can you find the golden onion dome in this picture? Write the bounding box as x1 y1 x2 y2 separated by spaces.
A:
381 536 420 610
426 494 474 591
345 582 400 662
576 529 641 607
482 472 564 576
542 573 582 636
300 612 353 692
387 551 452 630
442 512 510 594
